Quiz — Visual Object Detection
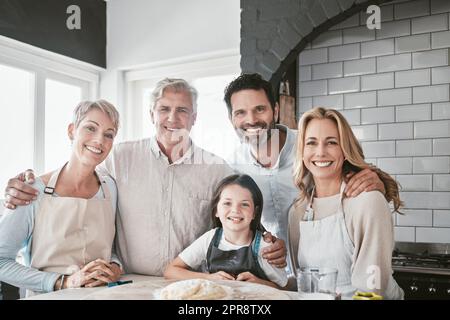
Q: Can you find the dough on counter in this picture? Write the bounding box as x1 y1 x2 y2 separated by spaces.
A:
159 279 232 300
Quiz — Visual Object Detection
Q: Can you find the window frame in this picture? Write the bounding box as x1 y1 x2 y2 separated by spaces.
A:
0 36 101 191
123 49 240 141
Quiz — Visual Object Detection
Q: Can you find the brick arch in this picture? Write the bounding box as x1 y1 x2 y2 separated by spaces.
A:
240 0 394 87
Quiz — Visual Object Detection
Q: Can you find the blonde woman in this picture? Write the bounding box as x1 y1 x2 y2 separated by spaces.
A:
0 100 122 296
288 107 403 300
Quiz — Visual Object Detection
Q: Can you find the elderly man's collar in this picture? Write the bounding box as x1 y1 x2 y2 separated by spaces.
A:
150 136 194 165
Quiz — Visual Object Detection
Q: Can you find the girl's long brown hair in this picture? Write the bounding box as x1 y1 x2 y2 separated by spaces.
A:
293 107 402 212
210 174 265 233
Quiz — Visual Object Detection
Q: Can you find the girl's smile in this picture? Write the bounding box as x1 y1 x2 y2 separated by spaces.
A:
216 184 255 233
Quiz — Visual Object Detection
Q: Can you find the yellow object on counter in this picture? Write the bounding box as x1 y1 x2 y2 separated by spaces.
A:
352 291 383 300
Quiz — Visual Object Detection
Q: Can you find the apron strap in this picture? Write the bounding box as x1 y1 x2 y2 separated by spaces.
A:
303 186 315 221
337 181 346 214
44 164 67 195
96 172 111 200
303 181 347 221
251 230 262 261
44 163 111 200
213 228 223 247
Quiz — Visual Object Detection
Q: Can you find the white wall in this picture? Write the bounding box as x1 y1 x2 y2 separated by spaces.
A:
297 0 450 243
100 0 241 106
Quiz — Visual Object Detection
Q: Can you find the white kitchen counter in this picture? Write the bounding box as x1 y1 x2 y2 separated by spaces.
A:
23 274 156 300
23 274 324 300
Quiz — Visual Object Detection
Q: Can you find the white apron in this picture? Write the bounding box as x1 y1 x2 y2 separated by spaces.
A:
29 164 115 295
298 182 403 299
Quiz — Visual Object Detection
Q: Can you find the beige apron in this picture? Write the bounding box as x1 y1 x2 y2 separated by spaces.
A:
29 164 115 294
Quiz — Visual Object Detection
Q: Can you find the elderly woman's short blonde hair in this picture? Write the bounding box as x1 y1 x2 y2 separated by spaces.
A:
72 99 120 133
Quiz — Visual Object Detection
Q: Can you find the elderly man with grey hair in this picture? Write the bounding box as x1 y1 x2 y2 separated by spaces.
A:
102 78 236 275
4 78 287 278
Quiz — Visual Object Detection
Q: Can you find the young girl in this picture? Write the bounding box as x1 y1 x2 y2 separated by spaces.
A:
164 174 287 289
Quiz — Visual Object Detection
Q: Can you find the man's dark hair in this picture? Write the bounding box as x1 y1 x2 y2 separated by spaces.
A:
224 73 277 117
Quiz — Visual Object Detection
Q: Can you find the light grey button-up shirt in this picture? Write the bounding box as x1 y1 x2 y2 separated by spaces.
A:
103 137 234 276
227 125 298 243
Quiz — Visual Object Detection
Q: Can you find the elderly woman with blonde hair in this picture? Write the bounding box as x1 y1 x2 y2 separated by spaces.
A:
0 100 122 296
288 107 404 300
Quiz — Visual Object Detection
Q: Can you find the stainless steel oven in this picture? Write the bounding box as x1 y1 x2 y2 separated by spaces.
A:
392 242 450 300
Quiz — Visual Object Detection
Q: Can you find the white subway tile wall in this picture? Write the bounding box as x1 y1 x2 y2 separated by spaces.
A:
312 62 343 80
396 209 433 227
411 13 448 34
396 174 433 191
344 58 376 76
362 106 395 123
352 124 378 141
434 210 450 227
433 138 450 155
433 174 450 190
361 39 394 57
394 226 416 242
299 66 312 81
344 91 377 108
395 0 430 20
431 30 450 48
412 49 448 68
329 43 360 62
298 0 450 242
395 34 431 53
396 139 432 156
377 53 412 72
376 20 411 39
396 103 431 121
361 72 395 91
312 94 344 109
395 69 431 88
362 141 396 157
432 66 450 84
432 101 450 119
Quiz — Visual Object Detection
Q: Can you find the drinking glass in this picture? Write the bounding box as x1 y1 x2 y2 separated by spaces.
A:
297 267 338 299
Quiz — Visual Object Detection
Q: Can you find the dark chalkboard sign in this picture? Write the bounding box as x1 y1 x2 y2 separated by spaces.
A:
0 0 106 67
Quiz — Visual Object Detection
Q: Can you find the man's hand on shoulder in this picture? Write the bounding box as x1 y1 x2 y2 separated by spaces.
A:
344 168 385 198
261 232 287 268
4 169 39 209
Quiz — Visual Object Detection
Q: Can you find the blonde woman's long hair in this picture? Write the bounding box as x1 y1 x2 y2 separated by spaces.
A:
293 107 402 212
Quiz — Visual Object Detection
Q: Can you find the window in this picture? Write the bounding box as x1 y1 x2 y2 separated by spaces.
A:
190 75 240 160
137 74 239 160
44 78 85 172
125 52 240 160
0 64 35 192
0 38 99 199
